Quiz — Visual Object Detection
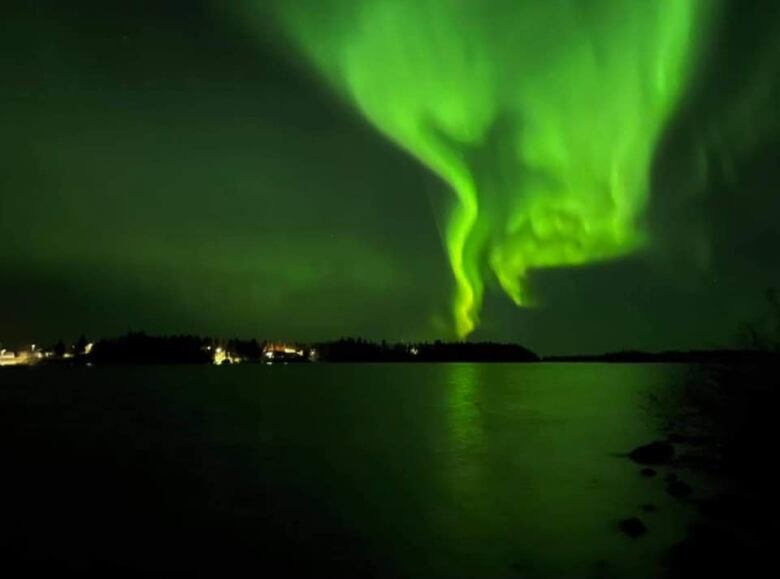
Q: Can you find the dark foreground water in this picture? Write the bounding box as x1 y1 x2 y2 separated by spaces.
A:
1 364 701 577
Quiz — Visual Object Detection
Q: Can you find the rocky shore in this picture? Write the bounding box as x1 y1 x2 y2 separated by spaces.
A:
619 362 777 576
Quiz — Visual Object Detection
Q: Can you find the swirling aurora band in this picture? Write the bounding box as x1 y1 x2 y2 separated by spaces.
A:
248 0 717 337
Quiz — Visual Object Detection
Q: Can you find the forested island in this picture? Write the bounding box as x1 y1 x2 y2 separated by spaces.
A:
14 333 540 365
6 332 779 366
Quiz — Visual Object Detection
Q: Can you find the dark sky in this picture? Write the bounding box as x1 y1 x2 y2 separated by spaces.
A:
1 0 778 355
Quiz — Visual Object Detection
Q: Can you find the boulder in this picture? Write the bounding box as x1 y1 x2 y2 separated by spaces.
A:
629 441 675 465
619 517 647 538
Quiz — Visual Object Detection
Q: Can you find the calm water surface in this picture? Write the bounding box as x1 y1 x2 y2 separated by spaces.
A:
1 364 697 577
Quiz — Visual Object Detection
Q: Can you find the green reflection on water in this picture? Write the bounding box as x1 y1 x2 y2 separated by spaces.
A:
447 363 486 457
443 363 488 526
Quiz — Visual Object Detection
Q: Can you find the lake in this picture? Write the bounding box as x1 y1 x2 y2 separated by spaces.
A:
1 363 700 577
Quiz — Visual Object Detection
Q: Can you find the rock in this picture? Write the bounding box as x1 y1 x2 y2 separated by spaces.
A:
619 517 647 538
640 467 657 477
629 441 675 465
667 480 693 498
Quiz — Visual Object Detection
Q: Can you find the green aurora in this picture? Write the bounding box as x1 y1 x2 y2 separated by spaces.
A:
251 0 717 336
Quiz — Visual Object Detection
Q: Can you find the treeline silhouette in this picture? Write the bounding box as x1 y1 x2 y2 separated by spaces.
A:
54 333 780 366
59 333 540 364
90 333 212 364
225 338 264 360
545 349 780 364
315 338 539 362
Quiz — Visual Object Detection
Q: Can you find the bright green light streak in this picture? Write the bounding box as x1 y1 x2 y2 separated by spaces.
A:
249 0 715 336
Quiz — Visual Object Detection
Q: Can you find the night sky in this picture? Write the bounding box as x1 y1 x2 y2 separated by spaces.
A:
2 0 778 354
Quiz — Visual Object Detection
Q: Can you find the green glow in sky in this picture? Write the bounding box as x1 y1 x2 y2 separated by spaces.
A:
263 0 713 336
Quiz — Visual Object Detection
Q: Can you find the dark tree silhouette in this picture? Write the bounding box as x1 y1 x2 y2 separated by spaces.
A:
74 335 89 356
53 340 66 358
90 333 211 364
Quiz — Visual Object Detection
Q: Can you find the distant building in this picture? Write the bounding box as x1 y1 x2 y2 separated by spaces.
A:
211 346 241 366
0 346 42 367
262 342 310 363
0 348 16 366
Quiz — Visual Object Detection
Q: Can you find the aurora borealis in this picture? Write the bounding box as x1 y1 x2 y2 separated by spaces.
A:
1 0 779 353
259 0 715 336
